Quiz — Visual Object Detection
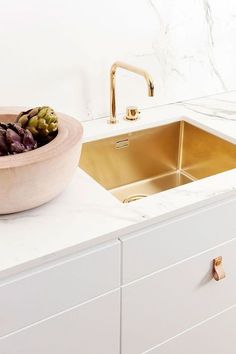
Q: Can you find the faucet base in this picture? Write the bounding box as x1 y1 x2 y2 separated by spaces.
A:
124 106 140 121
107 119 118 124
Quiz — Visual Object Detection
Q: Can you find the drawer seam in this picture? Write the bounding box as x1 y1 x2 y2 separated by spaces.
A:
0 287 120 340
142 302 236 353
0 240 120 287
122 235 236 287
120 194 236 243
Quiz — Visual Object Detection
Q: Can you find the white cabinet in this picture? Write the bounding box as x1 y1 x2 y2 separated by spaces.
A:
0 240 120 336
0 289 120 354
148 305 236 354
2 197 236 354
121 197 236 283
121 237 236 354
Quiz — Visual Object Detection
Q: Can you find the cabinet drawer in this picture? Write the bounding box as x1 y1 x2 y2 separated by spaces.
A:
122 238 236 354
121 197 236 283
0 290 120 354
0 240 120 337
147 305 236 354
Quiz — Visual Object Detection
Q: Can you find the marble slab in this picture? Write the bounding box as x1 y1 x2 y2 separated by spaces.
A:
1 91 236 279
0 1 236 120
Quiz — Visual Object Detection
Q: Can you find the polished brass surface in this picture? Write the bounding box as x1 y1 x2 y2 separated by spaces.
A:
115 138 129 149
124 106 140 121
109 61 154 124
112 171 192 203
80 121 236 203
123 194 147 203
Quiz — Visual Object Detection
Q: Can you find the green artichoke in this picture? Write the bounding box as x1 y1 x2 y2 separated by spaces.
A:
0 123 37 156
16 106 58 140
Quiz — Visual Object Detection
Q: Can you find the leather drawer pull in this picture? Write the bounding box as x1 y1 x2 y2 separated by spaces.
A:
213 256 226 281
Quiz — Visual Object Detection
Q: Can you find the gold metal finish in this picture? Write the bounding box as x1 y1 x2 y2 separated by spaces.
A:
123 194 147 203
109 61 154 124
80 121 236 203
124 106 140 121
115 139 129 149
213 256 226 281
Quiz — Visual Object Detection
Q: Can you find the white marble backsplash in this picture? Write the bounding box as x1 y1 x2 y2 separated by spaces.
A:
0 0 236 121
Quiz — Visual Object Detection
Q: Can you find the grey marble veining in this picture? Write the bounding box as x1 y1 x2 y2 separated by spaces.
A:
0 1 236 120
181 93 236 121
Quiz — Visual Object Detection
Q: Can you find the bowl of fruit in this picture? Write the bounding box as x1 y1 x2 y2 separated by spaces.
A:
0 106 83 214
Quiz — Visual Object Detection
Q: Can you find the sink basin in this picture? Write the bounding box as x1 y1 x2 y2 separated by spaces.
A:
79 121 236 203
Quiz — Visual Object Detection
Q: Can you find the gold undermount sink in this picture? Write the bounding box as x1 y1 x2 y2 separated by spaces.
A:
80 121 236 203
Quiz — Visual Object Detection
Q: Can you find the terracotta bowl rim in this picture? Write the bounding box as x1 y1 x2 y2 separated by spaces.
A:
0 107 83 169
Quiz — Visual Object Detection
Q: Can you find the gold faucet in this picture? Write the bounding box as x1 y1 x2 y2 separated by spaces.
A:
109 61 154 124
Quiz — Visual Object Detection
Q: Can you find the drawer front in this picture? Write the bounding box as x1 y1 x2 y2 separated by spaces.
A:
0 290 120 354
121 197 236 283
147 305 236 354
122 238 236 354
0 240 120 337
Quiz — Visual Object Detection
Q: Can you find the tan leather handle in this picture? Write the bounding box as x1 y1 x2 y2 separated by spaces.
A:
213 256 226 281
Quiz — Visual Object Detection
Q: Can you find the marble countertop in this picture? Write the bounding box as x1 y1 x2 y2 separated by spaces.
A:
1 90 236 279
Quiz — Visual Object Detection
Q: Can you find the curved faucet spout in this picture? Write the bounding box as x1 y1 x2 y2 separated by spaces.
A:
109 61 154 124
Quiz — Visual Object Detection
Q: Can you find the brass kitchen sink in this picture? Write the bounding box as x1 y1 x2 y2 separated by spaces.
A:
79 121 236 203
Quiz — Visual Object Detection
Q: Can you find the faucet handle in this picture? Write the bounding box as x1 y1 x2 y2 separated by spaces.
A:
124 106 140 121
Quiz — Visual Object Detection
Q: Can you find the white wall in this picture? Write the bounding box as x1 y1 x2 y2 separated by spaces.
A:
0 0 236 121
